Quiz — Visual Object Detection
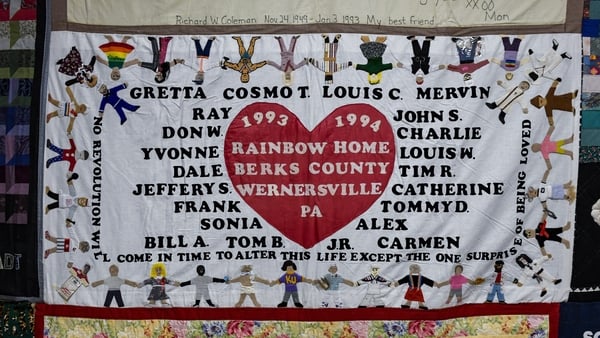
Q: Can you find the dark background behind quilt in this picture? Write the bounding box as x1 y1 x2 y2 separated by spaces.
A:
0 1 39 299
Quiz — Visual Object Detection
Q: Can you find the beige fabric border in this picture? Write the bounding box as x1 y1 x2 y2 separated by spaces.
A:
50 0 582 35
66 0 567 28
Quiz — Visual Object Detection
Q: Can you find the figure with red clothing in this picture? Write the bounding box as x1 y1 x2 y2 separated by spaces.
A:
393 264 436 310
56 262 92 302
96 35 139 81
524 213 571 257
485 260 507 303
46 133 89 174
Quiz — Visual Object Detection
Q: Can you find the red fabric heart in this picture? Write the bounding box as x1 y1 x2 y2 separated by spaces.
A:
225 102 395 248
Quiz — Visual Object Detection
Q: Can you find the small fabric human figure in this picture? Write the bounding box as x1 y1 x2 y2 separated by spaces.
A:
485 80 530 124
437 264 484 304
513 253 561 298
529 77 579 127
68 262 90 285
46 134 89 174
45 172 88 227
97 83 140 125
56 46 98 87
227 265 271 307
179 264 227 307
91 264 137 307
46 87 88 134
354 35 394 85
527 180 576 210
531 125 574 175
267 35 307 86
398 36 445 85
524 213 571 257
306 34 353 84
394 264 436 309
96 35 139 81
272 260 313 308
446 36 489 84
485 260 507 303
489 35 528 79
43 230 90 259
191 36 216 84
316 264 354 308
56 262 91 302
138 262 180 307
526 39 572 83
221 36 267 83
355 265 393 308
138 36 184 83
